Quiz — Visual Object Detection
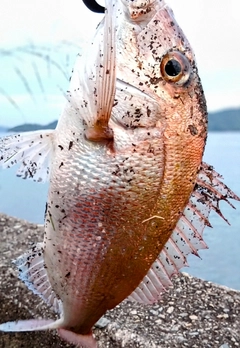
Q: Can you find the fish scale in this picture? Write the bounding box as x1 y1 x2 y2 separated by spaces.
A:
45 126 167 322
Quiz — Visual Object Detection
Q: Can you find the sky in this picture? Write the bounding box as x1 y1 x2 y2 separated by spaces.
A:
0 0 240 127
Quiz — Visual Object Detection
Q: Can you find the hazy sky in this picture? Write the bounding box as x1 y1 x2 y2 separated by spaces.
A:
0 0 240 127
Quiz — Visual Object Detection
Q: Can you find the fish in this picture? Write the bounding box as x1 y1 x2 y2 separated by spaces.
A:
0 0 239 347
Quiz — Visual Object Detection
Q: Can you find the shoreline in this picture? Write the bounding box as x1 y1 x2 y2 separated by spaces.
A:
0 213 239 347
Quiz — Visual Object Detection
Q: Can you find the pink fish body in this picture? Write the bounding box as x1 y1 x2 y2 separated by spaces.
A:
0 0 239 347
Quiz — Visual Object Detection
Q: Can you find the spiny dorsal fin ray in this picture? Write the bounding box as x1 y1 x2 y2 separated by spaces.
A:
128 162 240 304
14 242 63 314
0 129 54 182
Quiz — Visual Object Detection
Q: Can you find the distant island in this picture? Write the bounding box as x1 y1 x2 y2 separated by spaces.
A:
208 108 240 131
7 121 57 133
5 108 240 132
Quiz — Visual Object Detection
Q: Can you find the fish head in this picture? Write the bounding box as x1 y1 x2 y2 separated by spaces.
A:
114 0 207 144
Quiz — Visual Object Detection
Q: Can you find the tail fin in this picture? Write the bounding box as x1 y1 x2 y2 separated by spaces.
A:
0 319 98 348
0 318 63 332
58 328 98 348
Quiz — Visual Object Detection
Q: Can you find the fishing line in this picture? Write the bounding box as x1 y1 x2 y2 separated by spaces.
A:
82 0 105 13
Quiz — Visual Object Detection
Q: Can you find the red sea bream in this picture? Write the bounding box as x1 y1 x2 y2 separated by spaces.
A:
0 0 239 347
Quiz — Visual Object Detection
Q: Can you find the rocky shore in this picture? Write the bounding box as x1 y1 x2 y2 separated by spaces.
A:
0 214 239 348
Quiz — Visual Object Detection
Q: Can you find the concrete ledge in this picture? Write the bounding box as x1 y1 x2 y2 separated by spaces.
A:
0 214 239 347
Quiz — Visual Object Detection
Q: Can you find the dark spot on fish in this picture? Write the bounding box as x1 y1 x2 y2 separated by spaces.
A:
68 141 73 150
147 145 154 154
44 202 48 218
65 272 71 278
146 107 151 117
188 124 198 136
59 162 64 169
58 250 62 254
26 261 31 268
58 145 64 150
150 76 162 85
170 21 175 26
190 105 194 117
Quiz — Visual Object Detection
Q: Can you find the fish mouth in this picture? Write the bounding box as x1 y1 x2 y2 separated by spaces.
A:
121 0 166 21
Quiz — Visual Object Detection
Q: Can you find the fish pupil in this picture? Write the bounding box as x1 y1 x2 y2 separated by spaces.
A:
165 59 181 77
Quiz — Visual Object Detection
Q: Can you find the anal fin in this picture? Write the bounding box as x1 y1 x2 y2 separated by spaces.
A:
128 162 240 305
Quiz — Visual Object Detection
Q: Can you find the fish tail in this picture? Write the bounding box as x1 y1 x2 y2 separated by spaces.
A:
0 317 64 332
0 319 98 347
58 328 98 348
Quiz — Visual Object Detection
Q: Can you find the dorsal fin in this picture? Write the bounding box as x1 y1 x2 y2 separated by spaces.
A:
14 242 63 314
128 162 240 304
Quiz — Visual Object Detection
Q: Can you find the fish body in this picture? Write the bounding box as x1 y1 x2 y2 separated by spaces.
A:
0 0 239 347
47 2 206 333
46 0 207 332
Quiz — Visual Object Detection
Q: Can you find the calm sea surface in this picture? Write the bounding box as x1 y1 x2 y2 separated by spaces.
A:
0 131 240 290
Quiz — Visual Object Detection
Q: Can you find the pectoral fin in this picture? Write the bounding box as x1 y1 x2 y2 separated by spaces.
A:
0 130 54 182
78 0 117 142
128 162 240 304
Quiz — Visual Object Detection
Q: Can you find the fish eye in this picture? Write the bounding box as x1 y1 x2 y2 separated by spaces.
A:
160 51 191 85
